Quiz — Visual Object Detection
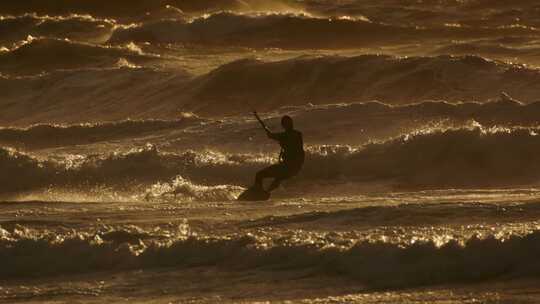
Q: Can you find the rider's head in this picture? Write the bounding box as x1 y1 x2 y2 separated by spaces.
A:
281 115 293 131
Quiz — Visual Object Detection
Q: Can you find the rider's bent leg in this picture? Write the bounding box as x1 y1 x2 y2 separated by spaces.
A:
254 164 287 191
267 177 284 192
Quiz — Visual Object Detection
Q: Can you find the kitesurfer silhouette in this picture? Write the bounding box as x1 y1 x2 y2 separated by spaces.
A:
253 111 305 193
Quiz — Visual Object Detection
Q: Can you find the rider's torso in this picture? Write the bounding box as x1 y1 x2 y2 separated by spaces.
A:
277 130 304 166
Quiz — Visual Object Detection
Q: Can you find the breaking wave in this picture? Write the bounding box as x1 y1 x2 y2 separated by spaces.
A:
4 124 540 197
302 125 540 188
0 144 260 198
2 224 540 288
144 175 244 201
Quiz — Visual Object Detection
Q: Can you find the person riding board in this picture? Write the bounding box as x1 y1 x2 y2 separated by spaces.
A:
253 111 305 193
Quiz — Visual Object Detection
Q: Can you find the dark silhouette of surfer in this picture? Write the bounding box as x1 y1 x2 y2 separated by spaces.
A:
253 112 305 193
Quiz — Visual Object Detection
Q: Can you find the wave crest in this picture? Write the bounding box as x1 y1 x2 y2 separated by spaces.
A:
0 0 301 21
302 124 540 187
144 175 244 201
0 117 201 149
2 54 540 123
2 224 540 288
4 124 540 197
108 11 539 48
185 55 540 114
0 13 115 46
0 37 160 75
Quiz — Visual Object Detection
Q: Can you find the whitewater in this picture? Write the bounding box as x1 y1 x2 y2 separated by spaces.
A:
3 0 540 303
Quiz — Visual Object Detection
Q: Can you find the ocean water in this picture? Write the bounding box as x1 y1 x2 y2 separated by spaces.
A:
2 1 540 303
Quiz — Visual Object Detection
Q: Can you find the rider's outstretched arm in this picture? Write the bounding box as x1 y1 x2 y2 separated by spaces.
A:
253 111 276 139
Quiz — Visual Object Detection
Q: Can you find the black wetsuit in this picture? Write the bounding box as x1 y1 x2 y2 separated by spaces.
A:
255 129 305 191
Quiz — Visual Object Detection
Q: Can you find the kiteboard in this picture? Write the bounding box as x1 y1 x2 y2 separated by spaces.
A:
237 186 270 201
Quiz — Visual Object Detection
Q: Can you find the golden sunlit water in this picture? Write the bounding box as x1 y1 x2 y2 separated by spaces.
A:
2 1 540 303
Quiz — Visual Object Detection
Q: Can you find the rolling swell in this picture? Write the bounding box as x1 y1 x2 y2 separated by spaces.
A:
288 98 540 145
2 54 540 124
0 38 160 75
108 12 538 48
186 55 540 114
4 97 540 148
303 0 540 28
4 125 540 197
0 0 300 21
0 14 115 45
0 117 201 149
2 225 540 288
108 12 413 47
163 99 540 151
0 67 192 125
5 98 540 150
432 41 540 65
244 200 540 229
